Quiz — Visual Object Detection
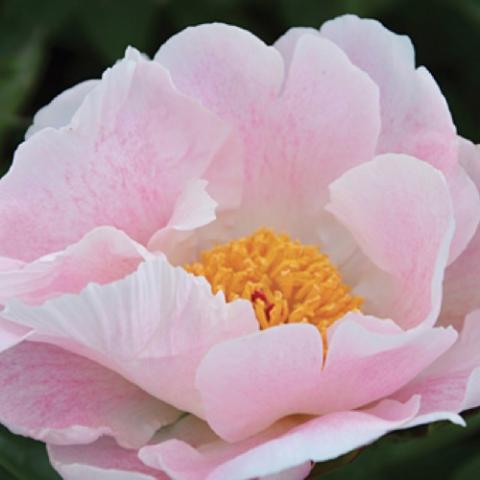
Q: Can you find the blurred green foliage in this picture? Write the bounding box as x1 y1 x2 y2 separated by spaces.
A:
0 426 60 479
0 0 479 478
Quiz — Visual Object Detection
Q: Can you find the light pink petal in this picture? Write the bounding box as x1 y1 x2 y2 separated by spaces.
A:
446 161 480 263
393 310 480 426
0 227 148 354
3 257 258 416
0 317 31 353
25 80 99 139
196 314 455 441
326 154 454 329
49 437 165 480
0 257 24 270
155 24 284 138
148 416 312 480
0 47 238 261
156 24 380 230
317 16 479 263
441 139 480 328
260 463 312 480
462 367 480 411
0 226 150 306
459 138 480 187
274 27 317 67
140 397 419 480
0 341 179 448
147 180 217 265
320 14 457 173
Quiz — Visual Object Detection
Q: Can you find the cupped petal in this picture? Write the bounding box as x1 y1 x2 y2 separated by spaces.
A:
326 153 454 329
317 16 479 263
441 139 480 328
3 257 258 416
25 80 99 139
49 437 165 480
139 397 420 480
0 341 179 448
147 180 217 265
0 47 238 261
0 226 150 306
196 314 455 441
320 14 457 174
156 24 380 231
393 310 480 427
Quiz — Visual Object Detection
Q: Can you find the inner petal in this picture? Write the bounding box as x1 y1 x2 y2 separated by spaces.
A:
184 228 362 344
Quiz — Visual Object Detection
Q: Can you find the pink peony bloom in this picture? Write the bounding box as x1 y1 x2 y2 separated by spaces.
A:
1 14 480 480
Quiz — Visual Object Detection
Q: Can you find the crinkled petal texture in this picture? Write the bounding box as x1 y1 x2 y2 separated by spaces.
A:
0 15 479 480
0 226 151 306
3 256 258 416
0 230 182 449
0 226 151 353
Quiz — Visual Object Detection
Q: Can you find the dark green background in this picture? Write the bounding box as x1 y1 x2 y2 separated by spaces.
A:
0 0 479 478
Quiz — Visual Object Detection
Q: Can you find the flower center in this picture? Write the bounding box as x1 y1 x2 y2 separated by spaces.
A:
184 228 362 345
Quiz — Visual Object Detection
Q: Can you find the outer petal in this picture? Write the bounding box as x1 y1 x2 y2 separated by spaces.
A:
147 179 217 265
0 342 179 448
320 14 457 173
0 317 30 353
196 314 455 441
326 154 454 329
274 27 317 67
446 161 480 262
317 16 479 263
156 24 380 230
139 397 420 480
393 310 480 426
441 140 480 328
0 48 238 261
3 257 258 416
0 227 149 353
49 437 165 480
25 80 99 139
0 226 150 306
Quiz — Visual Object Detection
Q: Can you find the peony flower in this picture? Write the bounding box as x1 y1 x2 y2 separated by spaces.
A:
1 13 479 480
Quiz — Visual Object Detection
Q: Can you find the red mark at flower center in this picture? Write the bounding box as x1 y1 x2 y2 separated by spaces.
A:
251 290 274 320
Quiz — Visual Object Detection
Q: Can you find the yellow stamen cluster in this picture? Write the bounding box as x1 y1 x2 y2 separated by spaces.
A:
184 228 362 344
